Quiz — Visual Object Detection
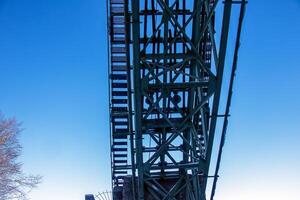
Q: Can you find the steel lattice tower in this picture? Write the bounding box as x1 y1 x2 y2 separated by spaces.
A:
107 0 246 199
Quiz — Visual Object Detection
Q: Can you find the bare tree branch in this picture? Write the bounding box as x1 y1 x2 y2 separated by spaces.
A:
0 114 41 200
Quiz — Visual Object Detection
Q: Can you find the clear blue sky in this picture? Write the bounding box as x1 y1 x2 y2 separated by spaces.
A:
0 0 299 200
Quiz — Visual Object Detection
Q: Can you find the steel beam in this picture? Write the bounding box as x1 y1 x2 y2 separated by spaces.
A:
131 0 144 199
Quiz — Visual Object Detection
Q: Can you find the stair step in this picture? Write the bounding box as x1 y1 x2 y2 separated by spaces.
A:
112 114 129 119
113 134 127 139
115 128 128 133
113 122 128 126
112 56 127 62
111 0 124 4
112 83 128 88
112 107 128 112
113 170 127 174
112 47 126 53
111 113 128 118
111 7 125 14
115 176 126 180
112 37 126 43
112 147 127 151
114 160 127 164
111 74 127 80
112 65 127 71
112 27 126 34
112 17 125 25
113 141 127 145
112 99 128 104
113 164 128 169
112 91 128 96
113 154 127 158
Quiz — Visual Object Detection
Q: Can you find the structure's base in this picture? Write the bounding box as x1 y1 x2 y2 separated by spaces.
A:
113 175 194 200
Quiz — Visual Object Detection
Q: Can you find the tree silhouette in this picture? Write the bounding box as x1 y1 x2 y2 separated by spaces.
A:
0 114 41 200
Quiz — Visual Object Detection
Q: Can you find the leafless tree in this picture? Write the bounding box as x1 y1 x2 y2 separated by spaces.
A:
0 114 41 200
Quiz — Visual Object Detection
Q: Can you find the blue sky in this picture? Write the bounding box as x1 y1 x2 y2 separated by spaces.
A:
0 0 299 200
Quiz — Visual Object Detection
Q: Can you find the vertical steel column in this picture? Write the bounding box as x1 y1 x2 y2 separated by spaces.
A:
131 0 144 199
161 0 169 180
124 0 137 198
188 0 203 199
205 0 233 184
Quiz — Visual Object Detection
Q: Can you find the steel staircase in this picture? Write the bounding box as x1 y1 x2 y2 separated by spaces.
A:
108 0 131 187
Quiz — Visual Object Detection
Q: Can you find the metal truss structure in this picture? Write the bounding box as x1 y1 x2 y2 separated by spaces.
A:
107 0 246 199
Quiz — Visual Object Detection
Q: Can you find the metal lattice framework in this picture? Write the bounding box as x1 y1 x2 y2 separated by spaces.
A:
107 0 246 199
